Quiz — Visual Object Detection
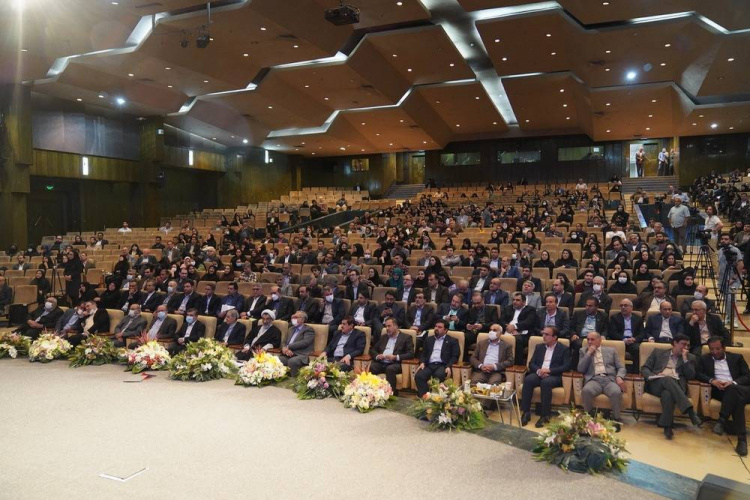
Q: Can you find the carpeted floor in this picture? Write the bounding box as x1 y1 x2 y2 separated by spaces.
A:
0 360 663 500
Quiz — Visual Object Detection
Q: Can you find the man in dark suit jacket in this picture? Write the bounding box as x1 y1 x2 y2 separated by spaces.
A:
266 285 294 322
242 284 267 320
348 292 381 342
576 278 613 312
679 286 715 316
395 275 418 306
644 301 684 343
321 287 348 342
501 292 540 365
436 293 469 332
119 282 143 313
236 309 282 361
139 280 164 313
196 283 222 317
641 334 702 439
128 305 178 348
464 293 499 361
406 293 437 348
569 297 609 366
215 309 246 345
54 306 84 338
608 298 646 373
536 295 570 338
697 336 750 456
469 325 513 385
377 291 406 328
684 300 730 355
325 317 366 372
469 265 492 293
515 266 542 294
414 320 460 397
423 273 450 305
169 281 200 315
546 279 574 310
344 269 370 302
14 297 64 340
369 317 415 395
520 326 572 428
76 300 111 340
483 279 510 309
633 280 676 315
169 308 206 355
295 285 321 323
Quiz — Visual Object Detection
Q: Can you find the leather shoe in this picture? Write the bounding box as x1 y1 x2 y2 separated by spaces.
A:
664 426 674 440
713 419 726 436
737 439 748 457
521 412 530 427
688 411 703 427
612 421 622 433
535 416 550 428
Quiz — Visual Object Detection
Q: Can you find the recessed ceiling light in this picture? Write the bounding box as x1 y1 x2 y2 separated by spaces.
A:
525 119 530 123
550 52 556 56
605 68 610 72
324 97 329 101
396 1 402 5
455 124 460 127
399 119 404 123
423 140 427 144
494 38 500 43
699 114 704 118
492 122 497 125
606 129 611 132
361 122 365 125
730 126 735 130
212 137 216 140
626 71 637 80
646 127 651 131
260 27 267 31
375 133 380 136
389 143 394 146
501 57 508 61
559 89 564 93
231 135 235 138
20 48 28 52
165 67 171 70
606 102 611 106
546 33 551 37
449 63 455 67
167 85 173 88
711 123 718 129
563 104 568 107
293 45 299 48
664 43 671 48
652 99 657 103
242 139 249 144
566 116 570 120
312 152 316 155
692 123 697 126
203 80 209 83
115 97 126 106
111 1 118 4
243 53 249 57
475 96 480 100
98 94 104 98
209 37 214 41
648 114 653 118
76 98 82 102
435 100 440 104
727 57 735 62
407 68 412 72
660 62 666 66
392 54 397 58
268 106 273 109
602 1 609 4
304 85 310 88
361 149 366 152
605 50 611 54
128 73 134 77
339 147 345 151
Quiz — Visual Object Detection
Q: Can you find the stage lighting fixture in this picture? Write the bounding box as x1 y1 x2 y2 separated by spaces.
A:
325 1 360 25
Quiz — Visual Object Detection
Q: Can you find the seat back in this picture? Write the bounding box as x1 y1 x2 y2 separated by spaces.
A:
168 314 184 332
638 342 672 370
701 345 750 367
199 315 217 339
308 323 329 353
273 320 289 344
106 309 124 334
12 285 36 305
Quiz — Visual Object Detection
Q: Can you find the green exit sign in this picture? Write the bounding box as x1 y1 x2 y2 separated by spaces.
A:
45 185 55 191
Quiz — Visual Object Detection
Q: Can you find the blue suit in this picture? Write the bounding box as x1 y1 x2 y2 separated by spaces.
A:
644 314 684 343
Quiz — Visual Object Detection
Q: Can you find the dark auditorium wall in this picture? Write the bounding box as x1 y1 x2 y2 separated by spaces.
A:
218 148 301 208
300 153 397 196
424 135 626 185
678 133 750 185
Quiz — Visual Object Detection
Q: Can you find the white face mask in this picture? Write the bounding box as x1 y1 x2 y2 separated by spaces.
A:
129 310 139 317
488 331 499 341
325 295 334 303
694 292 704 300
593 284 602 292
44 301 53 310
157 311 167 320
271 293 279 301
291 318 299 327
167 286 174 293
364 254 371 259
511 253 517 259
618 277 627 284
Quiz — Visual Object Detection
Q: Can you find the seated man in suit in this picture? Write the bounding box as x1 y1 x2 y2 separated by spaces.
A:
72 300 111 345
545 278 575 310
395 274 417 306
483 278 510 309
436 293 469 333
171 280 199 315
266 285 294 322
685 300 730 355
469 265 492 293
377 290 406 328
139 279 163 313
54 305 85 342
236 309 281 361
241 283 267 320
325 316 366 372
469 323 513 385
519 280 542 309
215 309 246 345
279 311 316 376
501 292 539 365
169 308 206 355
119 281 143 314
698 336 750 456
578 332 626 429
608 298 646 373
113 304 148 348
520 326 571 428
569 297 608 367
219 282 245 320
295 285 321 323
644 301 684 343
345 269 370 302
464 292 499 361
406 292 437 352
414 319 460 397
576 276 612 312
679 285 715 316
633 280 676 316
14 297 64 340
641 333 702 440
349 291 381 343
196 283 221 317
321 286 347 343
536 295 570 339
515 266 542 294
128 304 178 348
160 280 179 309
424 273 450 305
370 317 415 395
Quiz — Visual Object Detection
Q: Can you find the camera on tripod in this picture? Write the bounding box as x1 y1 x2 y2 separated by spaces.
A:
697 229 712 245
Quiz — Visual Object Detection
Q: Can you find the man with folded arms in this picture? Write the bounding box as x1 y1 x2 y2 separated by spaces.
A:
414 320 460 397
578 332 626 430
685 300 729 355
641 334 702 440
520 326 571 428
470 324 513 385
697 336 750 456
128 304 178 348
216 309 246 345
325 316 366 372
279 311 315 376
369 317 414 396
236 309 281 361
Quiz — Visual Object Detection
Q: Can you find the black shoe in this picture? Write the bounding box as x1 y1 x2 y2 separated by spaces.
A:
737 438 748 457
742 309 750 315
713 419 726 436
535 416 550 428
521 412 530 427
612 421 622 433
688 410 703 427
664 426 674 440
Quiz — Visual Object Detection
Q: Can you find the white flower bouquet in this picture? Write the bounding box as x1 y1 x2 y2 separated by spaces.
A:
342 372 394 413
408 379 485 431
169 338 237 382
28 333 72 363
0 331 32 359
236 350 288 387
68 335 119 368
127 341 171 374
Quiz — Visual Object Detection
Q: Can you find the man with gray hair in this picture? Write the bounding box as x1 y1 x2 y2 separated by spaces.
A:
578 332 626 429
685 299 730 355
279 310 315 376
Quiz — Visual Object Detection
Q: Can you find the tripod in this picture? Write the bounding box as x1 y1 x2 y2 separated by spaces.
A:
694 243 719 310
717 255 748 346
48 265 67 307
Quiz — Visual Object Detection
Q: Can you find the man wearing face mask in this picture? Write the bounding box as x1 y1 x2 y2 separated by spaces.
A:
121 270 138 291
280 311 316 376
113 304 148 347
129 305 178 348
170 308 205 355
321 286 347 342
76 300 111 343
266 285 294 322
679 284 715 316
236 309 281 361
15 297 64 340
161 280 180 309
54 304 87 341
576 276 612 313
470 324 513 385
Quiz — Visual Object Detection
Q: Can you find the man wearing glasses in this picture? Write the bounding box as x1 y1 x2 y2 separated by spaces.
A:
608 298 646 373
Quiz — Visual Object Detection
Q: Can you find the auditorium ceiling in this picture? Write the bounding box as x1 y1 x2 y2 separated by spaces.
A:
3 0 749 156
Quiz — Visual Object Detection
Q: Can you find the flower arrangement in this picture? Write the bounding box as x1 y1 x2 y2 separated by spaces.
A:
68 335 119 368
0 331 32 359
293 355 351 400
28 334 72 363
342 372 394 413
169 338 237 382
533 406 628 474
236 350 288 387
408 378 485 431
127 341 171 374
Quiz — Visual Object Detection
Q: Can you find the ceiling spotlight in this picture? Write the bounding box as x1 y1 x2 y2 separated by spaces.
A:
449 63 455 67
242 139 249 144
546 33 551 37
605 50 611 54
165 67 171 70
167 85 173 88
550 52 556 56
730 126 735 130
243 53 249 57
646 127 650 131
475 96 480 100
692 123 697 126
293 45 299 48
711 123 718 129
563 104 568 107
115 97 126 106
20 48 28 52
727 57 735 62
76 98 82 102
648 114 653 118
260 27 267 31
361 122 365 125
566 116 570 120
652 99 657 103
664 43 671 48
699 114 704 117
660 62 666 66
501 57 507 61
268 105 273 109
324 97 329 100
128 73 134 77
98 94 104 99
492 122 497 125
339 147 346 151
203 80 209 83
525 119 530 123
606 129 611 132
455 124 460 127
494 38 500 43
407 68 412 72
396 1 403 5
605 68 610 72
392 54 398 58
606 102 611 106
602 1 609 4
111 1 119 4
626 71 637 80
559 89 564 93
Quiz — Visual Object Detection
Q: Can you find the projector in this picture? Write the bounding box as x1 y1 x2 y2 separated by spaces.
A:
325 4 360 25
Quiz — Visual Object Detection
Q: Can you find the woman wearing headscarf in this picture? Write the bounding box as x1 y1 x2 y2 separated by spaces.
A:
608 269 637 294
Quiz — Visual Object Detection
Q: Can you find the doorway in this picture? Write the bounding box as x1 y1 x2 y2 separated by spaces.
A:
628 142 660 178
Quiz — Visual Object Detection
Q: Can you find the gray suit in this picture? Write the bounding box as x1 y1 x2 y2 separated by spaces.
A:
641 348 697 427
578 346 626 419
113 314 148 347
279 324 316 376
523 293 542 310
